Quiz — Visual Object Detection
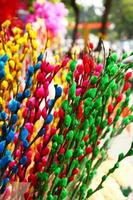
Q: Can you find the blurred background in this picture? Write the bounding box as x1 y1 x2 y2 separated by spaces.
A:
0 0 133 53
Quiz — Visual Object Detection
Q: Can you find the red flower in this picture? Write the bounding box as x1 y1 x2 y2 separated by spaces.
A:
0 0 25 28
0 0 19 23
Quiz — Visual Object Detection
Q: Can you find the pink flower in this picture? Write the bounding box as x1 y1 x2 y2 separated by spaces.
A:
26 1 68 37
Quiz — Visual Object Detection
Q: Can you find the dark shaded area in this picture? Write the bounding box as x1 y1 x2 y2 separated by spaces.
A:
95 0 112 51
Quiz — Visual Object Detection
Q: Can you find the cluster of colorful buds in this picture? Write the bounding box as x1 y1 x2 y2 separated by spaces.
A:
33 49 133 200
0 20 133 200
0 20 69 198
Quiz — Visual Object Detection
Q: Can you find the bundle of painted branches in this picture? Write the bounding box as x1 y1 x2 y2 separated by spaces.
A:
0 21 133 200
